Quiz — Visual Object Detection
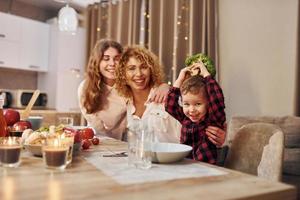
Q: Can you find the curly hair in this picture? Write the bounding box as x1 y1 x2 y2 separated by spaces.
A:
83 39 123 114
180 76 208 99
115 46 164 98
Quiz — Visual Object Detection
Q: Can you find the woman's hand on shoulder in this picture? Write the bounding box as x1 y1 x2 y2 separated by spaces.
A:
149 83 170 103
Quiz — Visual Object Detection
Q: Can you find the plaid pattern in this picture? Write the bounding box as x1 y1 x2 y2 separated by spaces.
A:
165 76 226 164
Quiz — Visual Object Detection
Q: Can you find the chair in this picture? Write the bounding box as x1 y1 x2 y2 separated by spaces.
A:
224 122 284 181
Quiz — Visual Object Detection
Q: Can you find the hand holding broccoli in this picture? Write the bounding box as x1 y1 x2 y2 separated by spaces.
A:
185 53 216 78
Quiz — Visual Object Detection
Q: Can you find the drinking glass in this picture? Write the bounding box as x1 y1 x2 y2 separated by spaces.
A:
127 129 152 169
58 117 74 126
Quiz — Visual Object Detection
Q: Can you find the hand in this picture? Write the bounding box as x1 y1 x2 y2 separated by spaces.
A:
205 126 226 147
173 68 190 88
149 83 170 103
193 61 210 78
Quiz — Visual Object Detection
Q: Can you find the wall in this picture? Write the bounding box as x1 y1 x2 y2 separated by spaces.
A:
0 68 37 90
218 0 299 120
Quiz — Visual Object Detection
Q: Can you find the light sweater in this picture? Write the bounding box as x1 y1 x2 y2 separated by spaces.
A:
78 80 127 140
127 88 181 143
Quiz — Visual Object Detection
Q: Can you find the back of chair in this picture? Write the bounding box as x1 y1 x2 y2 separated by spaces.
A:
224 122 284 181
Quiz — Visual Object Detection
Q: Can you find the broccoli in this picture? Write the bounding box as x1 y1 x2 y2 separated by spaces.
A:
185 53 216 78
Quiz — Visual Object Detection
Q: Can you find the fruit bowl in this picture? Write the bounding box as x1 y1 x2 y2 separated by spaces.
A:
151 143 192 163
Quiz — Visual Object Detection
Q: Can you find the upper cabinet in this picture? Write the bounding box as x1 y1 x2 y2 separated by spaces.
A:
0 12 49 72
20 18 49 72
0 12 21 42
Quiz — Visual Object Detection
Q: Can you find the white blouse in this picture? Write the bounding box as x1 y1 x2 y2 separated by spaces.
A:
126 88 181 143
78 81 127 140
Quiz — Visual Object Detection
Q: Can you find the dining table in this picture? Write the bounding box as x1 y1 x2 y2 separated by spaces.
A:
0 136 297 200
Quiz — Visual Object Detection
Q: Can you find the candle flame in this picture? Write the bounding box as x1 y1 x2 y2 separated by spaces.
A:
54 139 59 147
7 137 13 145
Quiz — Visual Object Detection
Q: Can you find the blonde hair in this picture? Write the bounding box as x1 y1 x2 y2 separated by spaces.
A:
115 46 164 98
83 39 123 114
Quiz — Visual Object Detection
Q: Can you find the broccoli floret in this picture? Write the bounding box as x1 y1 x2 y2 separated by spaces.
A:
185 53 216 78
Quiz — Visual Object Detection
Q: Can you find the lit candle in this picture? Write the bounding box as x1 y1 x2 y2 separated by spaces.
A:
0 137 22 167
43 138 68 170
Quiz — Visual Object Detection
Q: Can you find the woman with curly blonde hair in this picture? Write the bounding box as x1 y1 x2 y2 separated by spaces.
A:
78 40 169 140
115 46 181 143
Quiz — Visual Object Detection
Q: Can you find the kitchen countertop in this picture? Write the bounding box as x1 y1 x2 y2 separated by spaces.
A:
0 137 296 200
17 109 83 126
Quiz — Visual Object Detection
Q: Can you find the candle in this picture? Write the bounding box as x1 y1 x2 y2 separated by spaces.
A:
42 138 69 170
43 147 68 168
0 137 22 167
60 133 74 165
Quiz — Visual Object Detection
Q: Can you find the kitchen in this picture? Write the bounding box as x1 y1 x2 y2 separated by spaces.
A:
0 0 300 199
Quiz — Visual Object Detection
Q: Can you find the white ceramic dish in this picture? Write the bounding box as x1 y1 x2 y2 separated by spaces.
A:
24 143 81 157
151 143 192 163
24 144 42 156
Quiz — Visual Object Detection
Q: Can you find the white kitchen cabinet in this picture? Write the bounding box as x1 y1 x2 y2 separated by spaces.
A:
0 12 21 42
0 40 20 68
38 24 86 112
0 12 49 71
20 18 49 72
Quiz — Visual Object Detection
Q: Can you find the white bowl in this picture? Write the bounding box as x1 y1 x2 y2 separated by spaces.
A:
24 144 42 157
151 143 192 163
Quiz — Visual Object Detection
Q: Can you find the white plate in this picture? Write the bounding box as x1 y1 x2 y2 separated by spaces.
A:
24 144 42 157
151 143 192 163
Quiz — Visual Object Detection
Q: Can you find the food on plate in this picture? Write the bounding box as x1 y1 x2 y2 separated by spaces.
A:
80 128 94 140
185 53 216 78
3 109 20 126
22 124 78 145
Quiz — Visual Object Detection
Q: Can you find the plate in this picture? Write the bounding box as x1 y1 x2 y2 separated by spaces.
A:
24 144 42 157
151 143 192 163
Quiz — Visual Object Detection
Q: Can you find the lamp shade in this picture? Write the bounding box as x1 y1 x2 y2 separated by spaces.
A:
58 4 78 34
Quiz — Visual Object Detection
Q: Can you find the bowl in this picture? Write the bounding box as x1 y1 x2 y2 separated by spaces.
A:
151 143 192 163
24 143 81 157
27 116 43 131
24 144 42 157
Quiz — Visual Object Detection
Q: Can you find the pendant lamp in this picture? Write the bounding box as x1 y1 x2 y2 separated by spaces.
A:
58 4 78 34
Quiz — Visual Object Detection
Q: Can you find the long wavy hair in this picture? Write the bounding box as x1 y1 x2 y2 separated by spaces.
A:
83 39 123 114
115 46 164 98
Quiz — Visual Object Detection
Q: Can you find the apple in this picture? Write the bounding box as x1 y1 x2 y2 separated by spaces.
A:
91 137 100 145
3 109 20 126
82 139 91 150
80 128 94 140
73 130 82 143
12 120 32 132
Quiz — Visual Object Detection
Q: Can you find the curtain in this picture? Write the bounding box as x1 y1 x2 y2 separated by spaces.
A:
86 0 218 83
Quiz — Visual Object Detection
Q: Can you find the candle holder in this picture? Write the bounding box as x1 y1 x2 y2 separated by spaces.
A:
42 137 69 171
60 132 74 165
0 137 22 167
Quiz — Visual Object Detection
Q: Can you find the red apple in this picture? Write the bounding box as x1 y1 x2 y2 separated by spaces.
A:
12 120 32 132
3 109 20 126
91 137 100 145
82 139 91 150
80 128 94 140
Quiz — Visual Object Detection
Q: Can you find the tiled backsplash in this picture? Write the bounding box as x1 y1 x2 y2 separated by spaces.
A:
0 68 37 90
